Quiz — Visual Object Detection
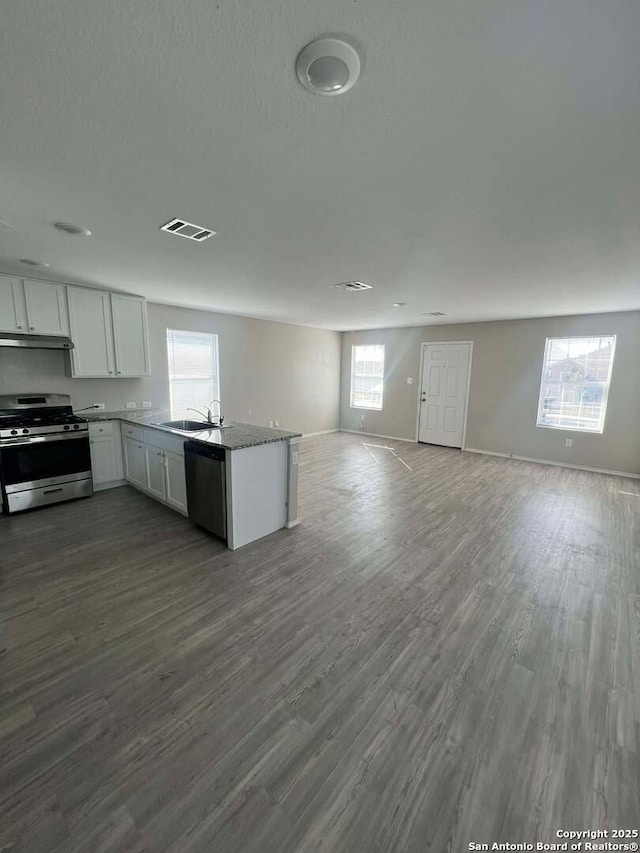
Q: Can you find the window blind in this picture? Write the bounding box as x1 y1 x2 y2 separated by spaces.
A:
166 329 220 420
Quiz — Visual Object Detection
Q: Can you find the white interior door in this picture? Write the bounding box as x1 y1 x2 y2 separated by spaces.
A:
418 342 471 448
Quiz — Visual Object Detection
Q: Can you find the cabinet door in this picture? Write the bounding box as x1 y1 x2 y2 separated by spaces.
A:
68 287 116 377
23 280 69 335
90 434 119 485
123 437 146 490
164 450 187 513
144 443 167 501
111 294 150 377
0 276 27 333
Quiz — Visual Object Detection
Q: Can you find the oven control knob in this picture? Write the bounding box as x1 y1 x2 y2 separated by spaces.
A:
10 429 17 435
22 429 29 434
64 425 70 430
73 424 80 430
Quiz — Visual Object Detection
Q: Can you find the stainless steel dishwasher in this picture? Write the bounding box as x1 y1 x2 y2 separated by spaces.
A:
184 441 227 540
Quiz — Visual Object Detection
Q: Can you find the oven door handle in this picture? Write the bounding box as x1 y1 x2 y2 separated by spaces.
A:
0 431 89 448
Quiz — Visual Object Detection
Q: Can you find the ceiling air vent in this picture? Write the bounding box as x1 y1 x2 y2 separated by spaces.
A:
423 311 445 316
335 280 372 291
160 218 216 241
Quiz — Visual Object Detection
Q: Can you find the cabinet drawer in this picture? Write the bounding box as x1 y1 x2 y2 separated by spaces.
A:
122 423 144 442
89 421 115 437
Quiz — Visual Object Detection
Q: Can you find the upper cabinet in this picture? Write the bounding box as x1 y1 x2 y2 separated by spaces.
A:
0 276 27 333
0 275 68 336
0 274 150 378
23 279 69 335
67 286 116 377
111 294 150 377
67 286 149 378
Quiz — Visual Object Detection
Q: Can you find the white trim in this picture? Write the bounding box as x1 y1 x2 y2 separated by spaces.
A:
415 341 474 449
93 479 127 492
285 519 300 529
535 334 617 435
340 428 416 444
464 447 640 479
302 429 339 438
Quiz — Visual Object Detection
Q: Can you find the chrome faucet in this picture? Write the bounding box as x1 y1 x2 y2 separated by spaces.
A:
187 400 224 426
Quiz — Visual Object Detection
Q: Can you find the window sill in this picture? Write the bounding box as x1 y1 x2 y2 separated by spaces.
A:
536 423 604 435
350 406 383 412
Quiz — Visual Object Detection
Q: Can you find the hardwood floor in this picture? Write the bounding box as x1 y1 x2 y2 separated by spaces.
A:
1 433 639 851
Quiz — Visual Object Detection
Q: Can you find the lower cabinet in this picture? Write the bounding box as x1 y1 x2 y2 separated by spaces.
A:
123 436 146 490
89 421 125 489
164 450 188 513
144 442 167 502
122 427 188 515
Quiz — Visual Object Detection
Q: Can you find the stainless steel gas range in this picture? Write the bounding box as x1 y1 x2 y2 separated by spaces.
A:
0 394 92 513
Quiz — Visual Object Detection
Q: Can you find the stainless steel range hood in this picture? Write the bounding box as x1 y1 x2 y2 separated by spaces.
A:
0 332 74 350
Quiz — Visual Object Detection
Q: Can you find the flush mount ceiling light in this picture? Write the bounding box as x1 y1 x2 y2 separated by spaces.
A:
54 222 92 236
20 259 50 267
334 280 372 291
393 302 407 308
296 38 361 96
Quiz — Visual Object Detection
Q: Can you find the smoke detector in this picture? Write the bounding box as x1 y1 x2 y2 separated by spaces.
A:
296 38 361 96
160 218 216 242
335 280 372 291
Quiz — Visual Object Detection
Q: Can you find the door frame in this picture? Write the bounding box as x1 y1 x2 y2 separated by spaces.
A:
414 341 474 449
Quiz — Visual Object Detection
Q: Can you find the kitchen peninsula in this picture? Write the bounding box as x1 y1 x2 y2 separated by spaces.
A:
85 410 301 550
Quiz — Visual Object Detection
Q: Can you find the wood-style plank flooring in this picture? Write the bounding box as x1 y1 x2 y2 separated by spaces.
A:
1 433 639 851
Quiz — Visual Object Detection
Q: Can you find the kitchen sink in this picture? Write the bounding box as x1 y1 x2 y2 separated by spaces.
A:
158 419 223 431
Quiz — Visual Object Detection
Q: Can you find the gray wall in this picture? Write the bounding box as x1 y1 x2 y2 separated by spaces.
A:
0 302 341 435
340 311 640 475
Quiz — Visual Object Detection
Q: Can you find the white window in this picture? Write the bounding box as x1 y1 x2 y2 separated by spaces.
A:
536 335 616 433
166 329 220 419
350 344 385 410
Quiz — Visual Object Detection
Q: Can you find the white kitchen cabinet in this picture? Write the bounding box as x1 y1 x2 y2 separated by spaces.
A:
23 279 69 335
123 436 146 490
144 442 167 501
111 294 150 377
68 287 116 377
67 287 149 378
89 421 124 488
0 276 27 332
0 275 68 336
164 449 187 513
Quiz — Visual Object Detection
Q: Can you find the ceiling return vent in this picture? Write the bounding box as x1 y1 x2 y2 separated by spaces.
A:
334 280 372 291
160 218 216 241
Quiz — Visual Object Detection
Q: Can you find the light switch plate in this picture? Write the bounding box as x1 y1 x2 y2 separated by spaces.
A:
125 401 137 409
142 401 152 408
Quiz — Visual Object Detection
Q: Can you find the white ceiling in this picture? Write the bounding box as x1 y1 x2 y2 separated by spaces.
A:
1 0 639 331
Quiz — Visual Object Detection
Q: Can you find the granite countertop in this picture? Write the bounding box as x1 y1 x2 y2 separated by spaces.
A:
80 409 301 451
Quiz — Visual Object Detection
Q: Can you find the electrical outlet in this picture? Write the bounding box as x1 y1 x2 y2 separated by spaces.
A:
93 403 105 410
274 419 280 427
125 401 137 410
142 401 152 408
269 420 275 428
565 438 573 448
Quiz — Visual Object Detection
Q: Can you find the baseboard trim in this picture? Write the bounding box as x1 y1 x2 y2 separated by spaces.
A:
464 447 640 480
302 429 339 438
93 479 127 492
285 519 300 529
339 429 416 444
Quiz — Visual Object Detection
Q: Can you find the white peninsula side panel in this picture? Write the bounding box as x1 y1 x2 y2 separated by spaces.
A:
226 441 288 550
